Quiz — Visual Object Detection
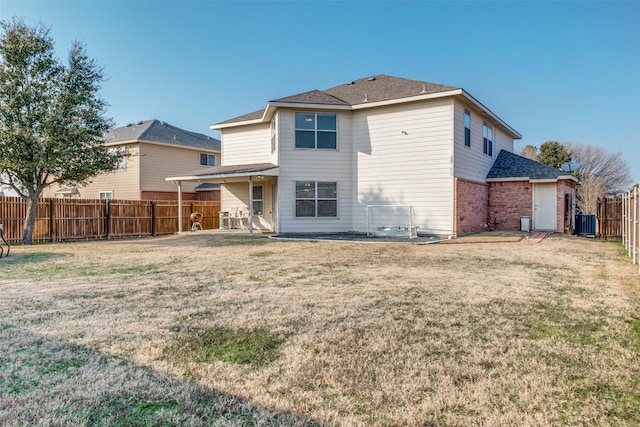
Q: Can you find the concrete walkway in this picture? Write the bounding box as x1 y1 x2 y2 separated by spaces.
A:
520 232 550 244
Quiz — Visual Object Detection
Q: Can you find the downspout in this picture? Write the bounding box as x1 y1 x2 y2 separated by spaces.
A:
177 181 183 233
248 176 254 236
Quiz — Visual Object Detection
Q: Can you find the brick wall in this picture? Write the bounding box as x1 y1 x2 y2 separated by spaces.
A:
455 178 489 235
556 180 577 232
489 181 532 230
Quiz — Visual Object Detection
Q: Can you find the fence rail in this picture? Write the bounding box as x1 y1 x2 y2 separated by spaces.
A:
621 185 640 274
0 196 220 243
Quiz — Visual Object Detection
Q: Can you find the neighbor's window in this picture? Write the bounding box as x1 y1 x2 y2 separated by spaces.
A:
99 191 113 200
108 147 126 170
483 122 493 156
200 153 216 166
295 112 337 149
295 181 337 217
252 185 263 215
464 109 471 147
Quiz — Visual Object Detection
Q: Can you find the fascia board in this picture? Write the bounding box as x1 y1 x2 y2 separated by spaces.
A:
486 177 530 183
211 118 264 130
460 89 522 140
138 140 220 153
350 89 463 110
166 168 279 182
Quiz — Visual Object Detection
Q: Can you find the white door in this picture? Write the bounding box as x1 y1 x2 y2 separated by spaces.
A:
533 183 557 230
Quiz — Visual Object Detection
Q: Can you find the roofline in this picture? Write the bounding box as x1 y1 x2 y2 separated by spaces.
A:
103 138 220 152
487 175 579 183
459 89 522 140
166 167 279 182
210 89 522 140
137 139 220 153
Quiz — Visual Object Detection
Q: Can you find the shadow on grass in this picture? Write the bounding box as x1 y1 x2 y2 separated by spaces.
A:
0 323 321 426
0 251 72 265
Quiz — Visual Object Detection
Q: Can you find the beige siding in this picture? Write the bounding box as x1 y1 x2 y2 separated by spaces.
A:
220 180 275 231
43 144 142 200
221 123 272 166
139 143 218 193
352 100 455 236
277 110 353 233
453 100 515 182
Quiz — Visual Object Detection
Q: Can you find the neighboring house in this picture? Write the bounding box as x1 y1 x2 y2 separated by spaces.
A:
44 120 221 201
167 75 575 236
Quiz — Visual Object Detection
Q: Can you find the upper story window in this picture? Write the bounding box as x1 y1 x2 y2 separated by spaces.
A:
200 153 216 166
295 112 337 149
483 122 493 156
295 181 337 217
270 117 277 153
99 191 113 200
108 147 126 170
464 110 471 147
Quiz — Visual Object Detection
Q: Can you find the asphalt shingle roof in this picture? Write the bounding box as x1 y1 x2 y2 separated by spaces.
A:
323 75 457 105
216 75 458 125
104 119 221 151
487 150 569 180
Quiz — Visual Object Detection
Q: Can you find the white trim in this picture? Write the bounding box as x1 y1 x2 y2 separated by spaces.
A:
166 167 279 182
210 88 522 140
487 175 578 184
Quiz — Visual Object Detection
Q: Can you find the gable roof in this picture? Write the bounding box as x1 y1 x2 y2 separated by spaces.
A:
212 75 520 139
323 75 458 105
104 119 221 152
487 150 576 181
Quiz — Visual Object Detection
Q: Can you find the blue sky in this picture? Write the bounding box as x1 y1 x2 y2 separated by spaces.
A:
1 0 639 181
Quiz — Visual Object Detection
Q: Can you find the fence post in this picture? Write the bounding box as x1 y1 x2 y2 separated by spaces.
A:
151 201 156 237
105 199 110 239
49 198 55 242
633 186 640 264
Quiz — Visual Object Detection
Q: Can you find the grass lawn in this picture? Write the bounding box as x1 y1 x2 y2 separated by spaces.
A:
1 232 639 426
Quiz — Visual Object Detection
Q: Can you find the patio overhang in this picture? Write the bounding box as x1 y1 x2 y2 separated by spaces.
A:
166 163 279 184
166 163 279 235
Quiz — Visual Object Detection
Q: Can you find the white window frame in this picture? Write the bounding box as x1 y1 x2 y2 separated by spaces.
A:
464 109 471 147
252 185 263 215
99 191 113 200
108 147 126 171
295 181 338 218
199 153 216 167
294 112 337 150
483 122 493 156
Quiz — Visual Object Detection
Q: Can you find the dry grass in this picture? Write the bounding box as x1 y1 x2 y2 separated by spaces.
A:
1 232 639 426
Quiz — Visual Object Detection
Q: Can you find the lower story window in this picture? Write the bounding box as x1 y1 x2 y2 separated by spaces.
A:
252 185 263 215
99 191 113 200
295 181 337 217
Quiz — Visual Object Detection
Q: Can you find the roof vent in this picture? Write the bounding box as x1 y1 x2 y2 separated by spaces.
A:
137 121 143 125
347 81 355 85
420 84 428 94
367 76 376 81
126 123 133 127
363 93 369 102
160 120 165 125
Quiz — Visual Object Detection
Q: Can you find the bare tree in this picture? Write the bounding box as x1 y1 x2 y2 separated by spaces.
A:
520 144 538 160
564 142 633 214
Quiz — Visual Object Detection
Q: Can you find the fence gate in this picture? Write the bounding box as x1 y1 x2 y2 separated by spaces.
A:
599 196 622 240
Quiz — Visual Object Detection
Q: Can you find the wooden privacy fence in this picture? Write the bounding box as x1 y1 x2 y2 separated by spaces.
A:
621 185 640 274
598 196 623 240
0 196 220 243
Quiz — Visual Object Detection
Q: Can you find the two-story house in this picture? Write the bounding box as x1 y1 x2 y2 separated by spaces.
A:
167 75 576 236
45 120 221 201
